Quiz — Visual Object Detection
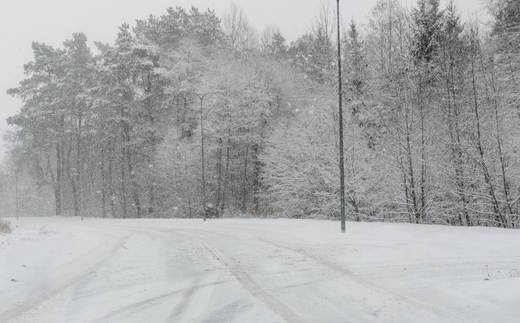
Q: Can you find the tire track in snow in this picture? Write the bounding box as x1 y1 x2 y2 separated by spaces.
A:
107 225 286 323
165 252 222 322
200 300 253 323
202 244 309 323
175 227 466 322
90 280 228 323
1 227 130 322
262 239 471 323
177 229 310 323
102 225 233 323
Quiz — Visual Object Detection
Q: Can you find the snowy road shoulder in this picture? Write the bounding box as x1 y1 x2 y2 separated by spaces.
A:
0 218 129 321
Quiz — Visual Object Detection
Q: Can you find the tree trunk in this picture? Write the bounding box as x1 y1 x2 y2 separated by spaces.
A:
146 74 156 216
108 140 116 218
100 146 107 218
120 106 128 219
126 147 141 218
489 58 513 226
120 146 128 219
215 138 223 216
14 168 19 219
221 139 231 216
65 138 80 219
252 143 262 214
443 47 470 226
418 72 427 222
404 100 420 223
75 113 83 220
470 53 506 227
400 156 413 223
241 145 249 212
55 143 63 216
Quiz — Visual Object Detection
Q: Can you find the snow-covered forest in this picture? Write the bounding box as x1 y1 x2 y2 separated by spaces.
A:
1 0 520 228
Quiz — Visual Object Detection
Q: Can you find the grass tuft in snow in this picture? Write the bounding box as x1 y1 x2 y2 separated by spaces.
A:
0 219 11 234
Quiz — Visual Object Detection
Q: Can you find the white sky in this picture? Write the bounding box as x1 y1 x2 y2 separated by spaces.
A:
0 0 487 159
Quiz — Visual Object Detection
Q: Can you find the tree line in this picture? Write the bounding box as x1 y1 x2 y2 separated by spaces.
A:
2 0 520 228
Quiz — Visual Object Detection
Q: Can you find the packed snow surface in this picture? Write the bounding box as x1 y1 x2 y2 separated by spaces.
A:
1 217 519 323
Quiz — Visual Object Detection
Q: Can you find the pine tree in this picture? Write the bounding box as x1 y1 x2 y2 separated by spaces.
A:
7 42 67 216
412 0 443 63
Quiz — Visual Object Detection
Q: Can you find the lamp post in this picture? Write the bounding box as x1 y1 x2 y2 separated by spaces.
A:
336 0 346 233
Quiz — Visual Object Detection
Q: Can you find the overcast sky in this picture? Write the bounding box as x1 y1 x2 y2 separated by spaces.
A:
0 0 487 159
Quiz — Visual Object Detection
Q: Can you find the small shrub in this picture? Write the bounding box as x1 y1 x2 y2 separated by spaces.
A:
0 219 11 234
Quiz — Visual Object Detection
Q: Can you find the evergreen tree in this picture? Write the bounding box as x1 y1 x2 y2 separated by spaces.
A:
7 43 67 216
412 0 444 63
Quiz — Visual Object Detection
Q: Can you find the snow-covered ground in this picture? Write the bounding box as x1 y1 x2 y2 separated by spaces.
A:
1 218 519 323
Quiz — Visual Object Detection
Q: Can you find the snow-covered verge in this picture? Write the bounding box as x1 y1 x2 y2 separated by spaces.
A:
1 218 519 323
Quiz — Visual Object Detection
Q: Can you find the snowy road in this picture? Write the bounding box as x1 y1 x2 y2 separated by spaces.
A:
1 218 520 323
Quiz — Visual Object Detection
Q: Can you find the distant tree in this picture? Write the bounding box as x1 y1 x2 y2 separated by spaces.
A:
7 42 67 216
261 27 288 59
437 2 472 226
223 3 257 54
412 0 444 63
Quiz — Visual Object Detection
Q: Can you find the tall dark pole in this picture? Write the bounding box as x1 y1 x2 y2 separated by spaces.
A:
337 0 346 233
200 95 207 220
